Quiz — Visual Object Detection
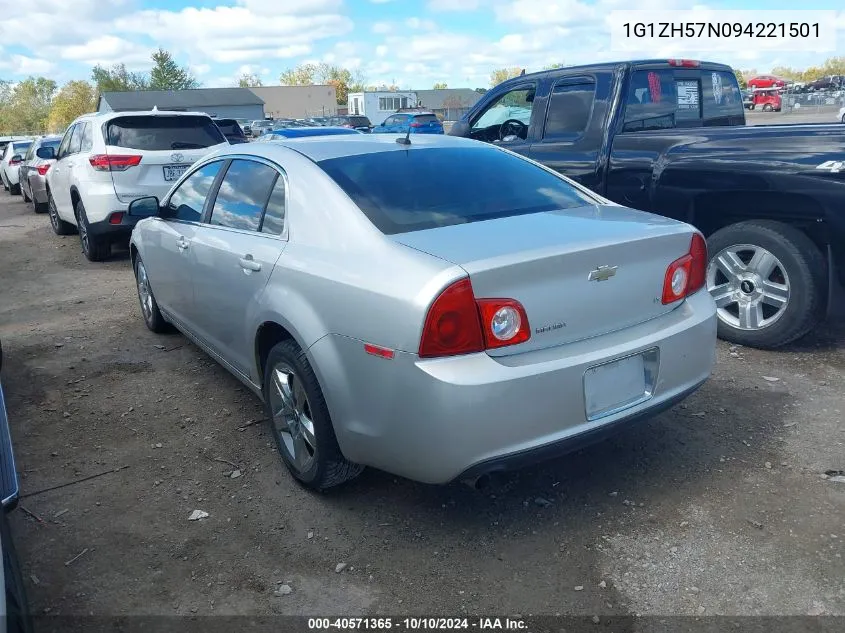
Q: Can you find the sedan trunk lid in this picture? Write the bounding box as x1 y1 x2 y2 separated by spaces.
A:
392 204 697 354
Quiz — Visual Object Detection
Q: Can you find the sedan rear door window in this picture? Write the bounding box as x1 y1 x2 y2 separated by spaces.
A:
166 160 224 222
208 159 278 232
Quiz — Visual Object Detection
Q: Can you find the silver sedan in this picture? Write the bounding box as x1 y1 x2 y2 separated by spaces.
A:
128 135 717 490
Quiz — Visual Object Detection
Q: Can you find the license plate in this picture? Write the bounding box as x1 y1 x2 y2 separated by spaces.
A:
584 353 647 420
163 164 189 181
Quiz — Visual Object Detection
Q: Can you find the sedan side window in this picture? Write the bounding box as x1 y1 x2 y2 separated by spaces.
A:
208 159 278 232
260 175 286 236
166 161 224 222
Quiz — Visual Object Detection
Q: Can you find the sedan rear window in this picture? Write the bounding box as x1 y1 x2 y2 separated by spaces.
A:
318 147 596 235
346 116 371 127
106 115 225 150
413 114 440 124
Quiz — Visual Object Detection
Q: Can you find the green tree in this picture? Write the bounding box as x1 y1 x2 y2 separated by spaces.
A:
0 76 56 134
279 63 365 105
92 63 149 94
238 73 263 88
433 82 448 89
543 62 566 70
489 67 522 87
148 48 199 90
734 69 747 89
48 80 96 132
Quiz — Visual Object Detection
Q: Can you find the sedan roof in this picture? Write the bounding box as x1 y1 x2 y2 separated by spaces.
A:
238 133 478 162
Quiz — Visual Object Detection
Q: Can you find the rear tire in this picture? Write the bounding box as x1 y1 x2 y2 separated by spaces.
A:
48 191 75 235
9 181 20 195
75 199 110 262
705 220 826 349
134 256 169 333
762 104 773 112
263 339 363 491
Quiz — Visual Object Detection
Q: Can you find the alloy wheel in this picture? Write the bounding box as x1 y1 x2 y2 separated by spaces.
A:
706 243 790 331
49 196 59 230
78 214 89 254
268 362 317 473
136 261 154 324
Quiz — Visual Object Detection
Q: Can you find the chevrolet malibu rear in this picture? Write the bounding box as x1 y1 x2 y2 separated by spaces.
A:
132 135 716 491
289 137 716 486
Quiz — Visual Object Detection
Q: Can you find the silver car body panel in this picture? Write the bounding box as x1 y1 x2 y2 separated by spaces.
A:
132 135 717 483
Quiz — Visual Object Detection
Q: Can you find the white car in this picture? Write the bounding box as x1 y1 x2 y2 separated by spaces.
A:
45 110 229 261
0 140 33 195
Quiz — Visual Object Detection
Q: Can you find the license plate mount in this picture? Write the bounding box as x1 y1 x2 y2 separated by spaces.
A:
163 164 189 181
584 349 658 421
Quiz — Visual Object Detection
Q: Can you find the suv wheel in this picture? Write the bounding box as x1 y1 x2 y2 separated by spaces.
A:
263 339 363 491
705 220 826 349
48 191 75 235
75 200 110 262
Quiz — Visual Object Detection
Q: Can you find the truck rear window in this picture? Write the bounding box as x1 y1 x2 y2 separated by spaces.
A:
623 68 743 131
106 115 225 150
317 146 596 235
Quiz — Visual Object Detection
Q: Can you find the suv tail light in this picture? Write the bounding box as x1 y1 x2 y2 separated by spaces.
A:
89 154 142 171
418 279 531 358
36 164 51 176
409 122 423 128
662 233 708 304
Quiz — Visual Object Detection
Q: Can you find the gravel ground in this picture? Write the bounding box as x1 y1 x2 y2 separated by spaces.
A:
0 192 843 623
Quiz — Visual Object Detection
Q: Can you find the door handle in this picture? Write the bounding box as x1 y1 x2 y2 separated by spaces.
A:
177 237 190 251
238 255 261 272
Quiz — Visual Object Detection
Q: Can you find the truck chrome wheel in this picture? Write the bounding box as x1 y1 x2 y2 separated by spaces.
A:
706 244 790 331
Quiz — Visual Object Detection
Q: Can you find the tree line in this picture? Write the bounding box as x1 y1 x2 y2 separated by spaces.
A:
0 48 198 135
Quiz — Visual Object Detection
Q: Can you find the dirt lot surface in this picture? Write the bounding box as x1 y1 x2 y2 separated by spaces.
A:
0 192 844 624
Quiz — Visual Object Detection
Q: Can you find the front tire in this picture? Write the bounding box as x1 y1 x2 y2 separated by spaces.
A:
263 339 363 491
75 199 110 262
763 104 773 112
705 220 826 349
134 257 169 333
21 181 30 203
48 191 75 235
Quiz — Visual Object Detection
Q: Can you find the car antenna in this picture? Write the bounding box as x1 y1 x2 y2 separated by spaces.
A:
396 127 411 145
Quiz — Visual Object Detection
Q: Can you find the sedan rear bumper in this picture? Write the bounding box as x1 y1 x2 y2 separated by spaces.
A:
309 290 717 484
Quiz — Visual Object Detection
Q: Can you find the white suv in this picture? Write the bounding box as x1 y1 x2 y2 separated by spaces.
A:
45 110 229 261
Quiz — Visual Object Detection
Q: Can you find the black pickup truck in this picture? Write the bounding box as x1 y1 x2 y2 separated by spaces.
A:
449 59 845 349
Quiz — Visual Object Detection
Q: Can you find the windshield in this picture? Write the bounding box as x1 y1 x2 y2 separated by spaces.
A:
317 146 595 235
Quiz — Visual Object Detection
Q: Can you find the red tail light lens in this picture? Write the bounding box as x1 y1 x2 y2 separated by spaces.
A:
419 279 484 358
89 154 142 171
108 212 125 225
662 233 708 304
476 299 530 350
419 279 531 358
409 122 423 128
9 157 21 165
36 164 51 176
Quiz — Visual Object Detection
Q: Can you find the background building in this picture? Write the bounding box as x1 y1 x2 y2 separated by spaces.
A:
412 89 482 121
347 89 482 124
97 88 265 120
248 85 337 119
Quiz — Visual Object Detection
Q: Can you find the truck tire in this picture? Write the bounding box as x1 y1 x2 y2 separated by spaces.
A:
762 104 773 112
705 221 826 349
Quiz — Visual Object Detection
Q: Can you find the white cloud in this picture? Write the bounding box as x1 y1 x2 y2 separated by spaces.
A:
113 5 351 64
427 0 480 11
371 21 393 34
60 35 153 67
0 55 55 75
405 17 438 30
369 0 395 3
192 64 212 76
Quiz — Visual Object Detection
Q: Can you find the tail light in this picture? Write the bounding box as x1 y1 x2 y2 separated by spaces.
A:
662 233 708 304
36 164 51 176
410 122 423 128
9 157 21 166
667 59 700 67
89 154 142 171
418 278 530 358
108 212 125 225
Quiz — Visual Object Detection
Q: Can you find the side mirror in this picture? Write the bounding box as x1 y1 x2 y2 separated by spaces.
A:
10 154 22 163
127 196 160 218
36 146 56 160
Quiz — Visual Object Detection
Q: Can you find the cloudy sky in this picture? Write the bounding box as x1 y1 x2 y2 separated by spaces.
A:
0 0 843 90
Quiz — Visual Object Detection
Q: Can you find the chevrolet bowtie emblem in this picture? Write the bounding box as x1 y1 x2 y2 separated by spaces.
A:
588 265 618 282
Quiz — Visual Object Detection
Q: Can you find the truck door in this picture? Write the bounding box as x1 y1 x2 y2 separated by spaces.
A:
528 71 614 192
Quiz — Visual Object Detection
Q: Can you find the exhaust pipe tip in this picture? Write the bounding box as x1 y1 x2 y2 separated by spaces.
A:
460 473 496 492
